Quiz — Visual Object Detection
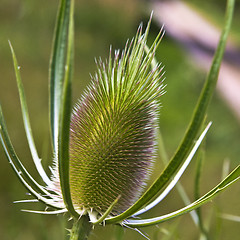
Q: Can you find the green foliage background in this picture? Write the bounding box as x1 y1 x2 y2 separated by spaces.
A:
0 0 239 239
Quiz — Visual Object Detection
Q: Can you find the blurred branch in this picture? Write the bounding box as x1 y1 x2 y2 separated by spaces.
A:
148 0 240 121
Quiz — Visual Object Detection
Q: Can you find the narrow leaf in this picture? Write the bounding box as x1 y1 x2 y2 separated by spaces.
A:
49 0 71 152
57 0 78 217
8 42 51 187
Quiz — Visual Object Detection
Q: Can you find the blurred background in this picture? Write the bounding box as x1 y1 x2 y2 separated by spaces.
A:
0 0 239 239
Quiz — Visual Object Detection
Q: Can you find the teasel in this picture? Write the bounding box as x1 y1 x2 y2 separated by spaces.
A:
0 0 239 239
70 27 164 215
47 15 165 218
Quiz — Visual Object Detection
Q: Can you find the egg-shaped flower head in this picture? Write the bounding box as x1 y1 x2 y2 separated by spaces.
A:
52 20 165 217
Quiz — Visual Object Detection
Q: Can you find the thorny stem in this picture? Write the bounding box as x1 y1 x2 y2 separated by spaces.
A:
70 216 93 240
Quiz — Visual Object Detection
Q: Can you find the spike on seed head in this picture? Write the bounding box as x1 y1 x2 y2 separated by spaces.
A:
67 20 164 215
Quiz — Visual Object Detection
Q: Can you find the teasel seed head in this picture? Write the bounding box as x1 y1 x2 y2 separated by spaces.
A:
69 21 164 215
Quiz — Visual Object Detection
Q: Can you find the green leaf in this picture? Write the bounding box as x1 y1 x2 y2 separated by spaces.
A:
0 106 60 209
55 0 79 218
123 165 240 227
49 0 71 152
106 0 235 224
8 42 51 187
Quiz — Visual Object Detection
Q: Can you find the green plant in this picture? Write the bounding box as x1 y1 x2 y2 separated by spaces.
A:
0 0 239 239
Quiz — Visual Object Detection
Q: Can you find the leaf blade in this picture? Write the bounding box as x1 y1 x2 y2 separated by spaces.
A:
49 0 71 152
8 42 51 187
57 0 79 217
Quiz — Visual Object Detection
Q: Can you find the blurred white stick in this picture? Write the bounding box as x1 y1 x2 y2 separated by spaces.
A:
151 0 240 120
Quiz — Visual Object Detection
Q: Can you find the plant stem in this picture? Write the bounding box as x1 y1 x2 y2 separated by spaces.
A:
70 216 93 240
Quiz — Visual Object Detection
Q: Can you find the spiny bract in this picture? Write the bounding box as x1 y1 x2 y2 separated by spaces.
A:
68 22 164 215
